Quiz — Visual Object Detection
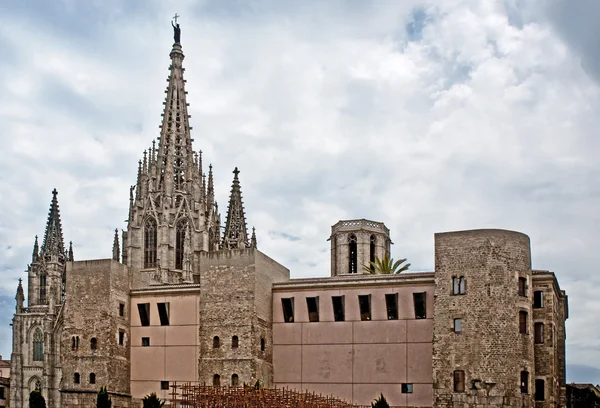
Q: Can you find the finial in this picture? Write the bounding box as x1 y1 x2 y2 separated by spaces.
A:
112 228 120 262
233 167 240 178
251 227 257 248
52 188 58 198
68 241 74 261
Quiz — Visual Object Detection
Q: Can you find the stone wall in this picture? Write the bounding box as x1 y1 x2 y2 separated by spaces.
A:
432 229 534 408
62 259 131 406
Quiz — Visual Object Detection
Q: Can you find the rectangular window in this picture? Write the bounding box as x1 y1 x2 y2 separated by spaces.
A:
413 292 426 319
519 311 528 334
454 370 465 392
534 323 544 344
358 295 371 321
533 291 544 308
332 296 345 322
306 297 319 322
401 383 413 393
385 293 398 320
119 330 125 346
520 371 529 394
119 303 125 317
142 337 150 347
454 318 462 333
281 298 294 323
157 302 170 326
161 381 169 390
137 303 150 326
452 277 466 295
518 277 527 297
0 386 5 400
535 379 545 401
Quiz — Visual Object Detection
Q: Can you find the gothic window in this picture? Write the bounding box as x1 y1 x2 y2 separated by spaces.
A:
369 235 376 272
231 374 239 387
176 219 186 270
39 274 47 303
144 218 157 268
348 234 358 274
213 374 220 387
33 329 43 362
35 380 41 391
208 227 216 251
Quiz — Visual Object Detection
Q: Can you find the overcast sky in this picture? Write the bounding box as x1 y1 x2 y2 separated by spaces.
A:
0 0 598 384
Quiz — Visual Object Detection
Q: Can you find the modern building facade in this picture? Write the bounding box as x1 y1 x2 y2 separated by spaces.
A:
9 33 568 408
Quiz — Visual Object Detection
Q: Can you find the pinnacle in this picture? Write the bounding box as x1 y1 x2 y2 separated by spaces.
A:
222 167 250 250
40 188 66 259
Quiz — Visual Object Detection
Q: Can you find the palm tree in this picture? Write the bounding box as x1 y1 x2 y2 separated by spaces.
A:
363 254 410 274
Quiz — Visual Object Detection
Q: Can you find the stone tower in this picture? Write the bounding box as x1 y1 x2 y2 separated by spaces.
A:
328 219 391 276
432 229 535 408
123 40 221 284
11 190 70 408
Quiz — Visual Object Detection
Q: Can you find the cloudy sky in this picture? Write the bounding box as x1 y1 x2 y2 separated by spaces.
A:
0 0 599 384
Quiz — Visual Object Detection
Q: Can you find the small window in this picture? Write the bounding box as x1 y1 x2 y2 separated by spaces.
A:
535 379 545 401
358 295 371 321
74 373 80 384
232 336 239 349
142 337 150 347
413 292 426 319
453 370 465 392
454 318 462 333
452 277 466 295
89 373 96 384
119 303 125 317
385 293 398 320
281 298 294 323
535 323 544 344
518 277 527 297
332 296 345 322
0 386 5 400
519 311 528 334
260 338 265 352
71 336 76 351
306 297 319 322
119 330 125 345
213 336 220 349
401 383 413 393
520 371 529 394
90 337 97 350
157 302 170 326
533 291 544 308
137 303 150 326
231 374 239 387
161 381 169 390
213 374 220 387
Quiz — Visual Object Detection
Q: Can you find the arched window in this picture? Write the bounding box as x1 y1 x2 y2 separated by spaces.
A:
144 218 157 268
213 336 220 348
39 274 47 303
232 336 239 349
90 337 97 350
348 234 358 274
369 235 376 272
35 379 41 391
33 329 43 361
89 373 96 384
74 373 80 384
213 374 220 387
231 374 239 387
176 219 187 270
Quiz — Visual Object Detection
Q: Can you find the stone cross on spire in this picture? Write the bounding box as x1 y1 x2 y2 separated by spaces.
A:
222 167 250 249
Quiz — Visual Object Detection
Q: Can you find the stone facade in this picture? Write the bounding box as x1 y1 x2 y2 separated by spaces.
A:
8 32 569 408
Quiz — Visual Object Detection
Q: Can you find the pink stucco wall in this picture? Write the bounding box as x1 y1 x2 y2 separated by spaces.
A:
272 274 434 407
130 289 200 401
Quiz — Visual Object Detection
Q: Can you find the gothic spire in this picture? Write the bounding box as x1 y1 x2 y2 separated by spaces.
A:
251 227 257 248
207 164 215 207
40 189 66 259
32 235 39 263
68 241 74 261
154 38 195 196
16 278 24 313
113 229 120 262
222 167 250 249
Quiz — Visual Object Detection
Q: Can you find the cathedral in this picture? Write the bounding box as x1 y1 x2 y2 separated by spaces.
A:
9 27 569 408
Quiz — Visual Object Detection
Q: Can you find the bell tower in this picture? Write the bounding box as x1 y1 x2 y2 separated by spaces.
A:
329 219 391 276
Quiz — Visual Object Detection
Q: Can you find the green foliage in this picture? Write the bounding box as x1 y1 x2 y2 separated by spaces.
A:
97 386 112 408
371 393 390 408
142 393 165 408
362 254 410 274
29 390 46 408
